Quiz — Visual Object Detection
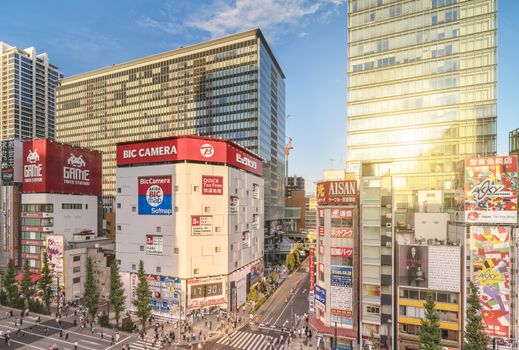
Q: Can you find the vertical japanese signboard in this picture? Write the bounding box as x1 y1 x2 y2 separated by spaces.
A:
330 266 353 327
472 225 510 337
309 248 315 292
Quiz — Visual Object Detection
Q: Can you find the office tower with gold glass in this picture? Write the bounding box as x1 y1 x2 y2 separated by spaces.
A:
347 1 497 349
56 30 286 253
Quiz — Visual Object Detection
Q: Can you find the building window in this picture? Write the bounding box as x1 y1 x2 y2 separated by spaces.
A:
117 225 121 231
132 206 136 212
215 227 221 232
132 264 136 270
204 206 211 213
140 246 144 252
85 204 88 209
62 203 82 209
194 268 199 274
117 203 121 209
193 186 200 192
156 227 161 233
156 267 161 273
215 246 221 252
73 255 80 262
174 248 179 254
117 188 121 193
73 277 80 284
73 267 81 273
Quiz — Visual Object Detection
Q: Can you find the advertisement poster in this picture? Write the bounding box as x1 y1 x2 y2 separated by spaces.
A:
398 245 428 288
330 228 353 238
428 246 460 293
316 180 357 205
146 235 164 255
138 176 173 215
242 231 250 249
130 274 181 317
330 266 353 326
230 196 239 214
309 248 315 292
330 247 353 257
472 225 510 337
202 176 223 195
191 216 213 236
45 235 64 274
460 156 517 224
187 276 226 309
315 285 326 311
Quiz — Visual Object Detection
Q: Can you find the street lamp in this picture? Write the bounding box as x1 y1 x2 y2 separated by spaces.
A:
386 319 392 350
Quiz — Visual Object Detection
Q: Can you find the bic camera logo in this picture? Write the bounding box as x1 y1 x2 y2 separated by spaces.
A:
200 144 215 158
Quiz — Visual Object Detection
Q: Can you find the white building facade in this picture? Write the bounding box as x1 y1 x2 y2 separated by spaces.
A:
116 136 264 317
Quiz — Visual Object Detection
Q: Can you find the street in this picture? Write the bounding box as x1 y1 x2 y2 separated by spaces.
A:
204 260 310 350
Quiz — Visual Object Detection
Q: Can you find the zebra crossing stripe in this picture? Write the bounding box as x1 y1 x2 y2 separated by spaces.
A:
247 334 265 349
232 331 254 348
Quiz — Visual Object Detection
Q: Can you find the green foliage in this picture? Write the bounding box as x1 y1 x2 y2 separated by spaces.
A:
247 287 258 302
4 258 18 307
292 249 301 266
121 316 135 333
84 257 100 319
12 295 25 309
38 251 53 313
269 271 277 284
369 329 379 350
286 253 295 272
259 279 268 294
133 260 151 331
99 311 110 328
110 261 126 328
0 290 7 306
28 298 46 314
418 294 442 350
20 259 34 309
464 282 489 350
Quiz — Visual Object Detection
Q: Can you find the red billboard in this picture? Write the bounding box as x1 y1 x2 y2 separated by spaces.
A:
116 136 262 176
202 176 223 195
22 139 102 196
309 248 315 292
316 180 357 205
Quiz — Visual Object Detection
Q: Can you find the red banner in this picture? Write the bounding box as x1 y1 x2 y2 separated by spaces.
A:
116 136 262 176
316 180 357 205
318 226 325 236
330 228 353 238
330 247 353 257
22 139 102 196
202 176 223 195
21 239 44 246
309 248 315 292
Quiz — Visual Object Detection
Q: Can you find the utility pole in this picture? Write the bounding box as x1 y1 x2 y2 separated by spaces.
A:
333 321 338 350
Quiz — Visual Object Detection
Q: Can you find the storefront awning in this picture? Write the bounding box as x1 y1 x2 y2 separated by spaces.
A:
15 272 41 283
309 317 357 339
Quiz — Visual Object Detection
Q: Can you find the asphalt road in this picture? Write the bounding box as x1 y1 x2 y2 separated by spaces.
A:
204 260 310 350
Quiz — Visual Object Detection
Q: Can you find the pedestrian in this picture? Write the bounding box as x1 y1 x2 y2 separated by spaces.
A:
111 334 115 345
101 331 104 339
74 340 78 350
59 330 63 339
66 332 69 340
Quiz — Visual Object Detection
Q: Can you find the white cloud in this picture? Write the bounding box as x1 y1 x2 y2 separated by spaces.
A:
186 0 321 38
298 31 310 37
136 17 182 35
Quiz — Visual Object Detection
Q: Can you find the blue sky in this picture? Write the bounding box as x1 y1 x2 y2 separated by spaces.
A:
2 1 517 193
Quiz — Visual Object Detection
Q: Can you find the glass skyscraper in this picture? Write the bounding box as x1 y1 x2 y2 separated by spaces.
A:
347 0 497 207
56 29 285 226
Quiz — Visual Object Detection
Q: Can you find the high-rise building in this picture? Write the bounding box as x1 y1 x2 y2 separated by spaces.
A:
510 128 519 156
0 42 62 140
347 0 497 208
55 29 285 231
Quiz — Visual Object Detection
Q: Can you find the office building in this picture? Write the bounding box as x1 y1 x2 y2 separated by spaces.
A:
347 0 497 207
56 29 285 234
286 176 305 196
510 128 519 156
0 42 61 140
116 136 264 316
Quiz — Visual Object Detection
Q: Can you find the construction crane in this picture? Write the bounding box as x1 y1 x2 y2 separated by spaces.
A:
285 137 293 183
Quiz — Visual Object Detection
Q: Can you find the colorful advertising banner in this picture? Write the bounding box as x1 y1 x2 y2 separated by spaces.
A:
191 216 213 235
202 176 223 195
46 235 64 274
309 248 315 292
138 176 172 215
330 247 353 258
315 285 326 311
146 235 163 255
457 156 517 224
130 274 182 317
330 266 353 326
316 180 357 205
398 245 428 288
472 225 510 337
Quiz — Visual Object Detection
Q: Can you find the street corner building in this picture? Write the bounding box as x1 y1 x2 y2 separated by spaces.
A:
115 135 265 317
310 180 359 350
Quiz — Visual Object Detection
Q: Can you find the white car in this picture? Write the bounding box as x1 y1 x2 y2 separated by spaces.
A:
67 154 86 167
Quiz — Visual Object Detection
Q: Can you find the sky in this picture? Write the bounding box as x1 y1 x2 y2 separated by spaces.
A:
1 0 517 194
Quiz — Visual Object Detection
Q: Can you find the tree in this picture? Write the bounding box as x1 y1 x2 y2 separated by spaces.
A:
418 293 442 350
109 260 126 328
84 256 100 321
286 252 295 272
269 271 277 285
292 249 301 267
4 258 18 307
247 287 258 303
464 282 489 350
38 251 53 313
20 259 34 309
133 260 151 332
369 329 379 350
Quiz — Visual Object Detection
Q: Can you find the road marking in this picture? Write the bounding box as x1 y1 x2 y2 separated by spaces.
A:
81 339 102 345
20 319 113 343
1 337 47 350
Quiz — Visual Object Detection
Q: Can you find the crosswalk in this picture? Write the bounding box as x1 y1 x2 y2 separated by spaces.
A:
216 330 283 350
129 336 163 350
